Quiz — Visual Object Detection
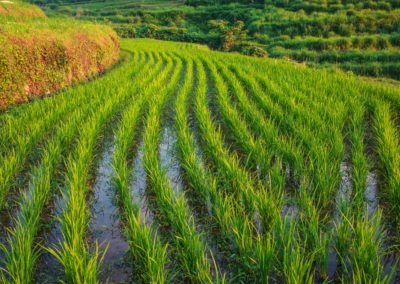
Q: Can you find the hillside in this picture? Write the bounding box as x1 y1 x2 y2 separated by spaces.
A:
0 0 45 16
31 0 400 80
0 38 399 283
0 1 119 109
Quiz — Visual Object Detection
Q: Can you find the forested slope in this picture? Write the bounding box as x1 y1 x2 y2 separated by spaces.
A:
31 0 400 80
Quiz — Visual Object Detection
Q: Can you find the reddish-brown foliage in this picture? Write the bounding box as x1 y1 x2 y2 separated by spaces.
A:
0 10 120 109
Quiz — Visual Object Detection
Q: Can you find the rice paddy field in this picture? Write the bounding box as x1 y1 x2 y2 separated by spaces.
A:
0 38 399 283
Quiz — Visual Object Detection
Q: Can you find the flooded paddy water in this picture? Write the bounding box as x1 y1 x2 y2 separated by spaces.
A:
88 139 131 283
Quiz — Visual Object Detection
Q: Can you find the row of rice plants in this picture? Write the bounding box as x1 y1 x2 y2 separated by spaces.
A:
0 50 138 157
370 99 400 247
176 55 272 282
142 53 217 283
111 52 172 283
344 100 388 282
224 50 395 281
202 57 273 178
0 52 144 211
236 53 390 281
234 62 344 217
192 55 293 281
45 52 167 282
0 51 153 283
0 52 151 283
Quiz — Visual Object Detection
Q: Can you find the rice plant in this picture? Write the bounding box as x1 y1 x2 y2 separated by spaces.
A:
0 39 398 283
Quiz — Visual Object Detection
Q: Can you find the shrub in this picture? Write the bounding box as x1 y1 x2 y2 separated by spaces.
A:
336 38 351 50
0 4 120 109
0 2 45 17
376 37 390 49
208 19 246 51
389 34 400 47
361 37 375 49
236 42 268 57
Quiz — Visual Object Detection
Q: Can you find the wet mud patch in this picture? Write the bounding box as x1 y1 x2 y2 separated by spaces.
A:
332 160 353 222
130 141 154 226
365 171 379 217
88 139 131 283
159 125 184 196
34 195 66 283
281 199 300 220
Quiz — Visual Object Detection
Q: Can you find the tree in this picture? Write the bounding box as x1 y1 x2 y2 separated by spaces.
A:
208 20 246 51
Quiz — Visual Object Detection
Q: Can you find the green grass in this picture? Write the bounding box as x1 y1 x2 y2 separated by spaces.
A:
0 38 399 283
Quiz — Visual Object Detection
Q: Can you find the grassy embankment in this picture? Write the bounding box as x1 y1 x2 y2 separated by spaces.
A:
0 1 119 109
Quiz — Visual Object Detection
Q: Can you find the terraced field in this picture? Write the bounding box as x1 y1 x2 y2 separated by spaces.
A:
0 39 399 283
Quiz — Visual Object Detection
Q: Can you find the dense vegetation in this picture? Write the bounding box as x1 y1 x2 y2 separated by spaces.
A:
0 38 398 283
31 0 400 80
0 1 119 109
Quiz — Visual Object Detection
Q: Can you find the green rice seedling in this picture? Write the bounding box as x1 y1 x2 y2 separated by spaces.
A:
348 104 369 212
142 53 216 283
193 56 283 227
0 51 159 284
274 216 315 283
371 100 400 243
111 53 176 283
49 97 130 283
201 57 272 177
351 213 390 283
236 66 343 215
335 200 354 268
336 205 390 282
295 181 332 280
216 59 305 179
47 52 168 283
0 52 148 212
191 56 282 281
